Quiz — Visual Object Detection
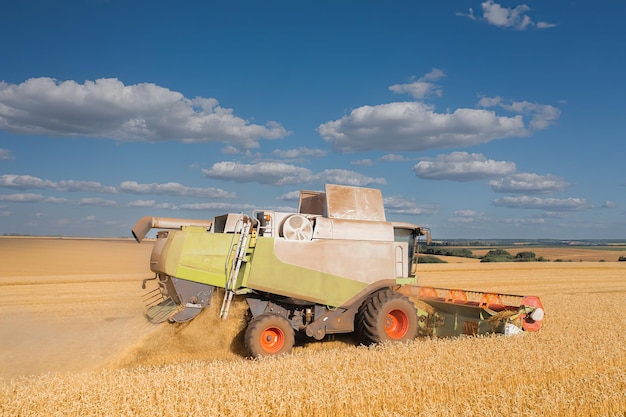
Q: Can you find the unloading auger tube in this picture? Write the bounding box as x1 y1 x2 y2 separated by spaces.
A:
131 184 545 357
132 216 214 243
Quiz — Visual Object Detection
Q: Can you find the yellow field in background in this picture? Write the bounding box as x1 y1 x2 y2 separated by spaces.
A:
0 237 625 416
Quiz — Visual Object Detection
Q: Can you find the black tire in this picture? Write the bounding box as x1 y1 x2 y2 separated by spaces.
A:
245 313 295 357
357 288 418 344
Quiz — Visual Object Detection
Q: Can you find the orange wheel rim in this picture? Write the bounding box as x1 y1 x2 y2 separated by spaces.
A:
260 327 285 353
385 309 409 339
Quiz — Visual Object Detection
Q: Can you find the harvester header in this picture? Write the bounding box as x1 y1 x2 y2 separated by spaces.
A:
132 184 544 356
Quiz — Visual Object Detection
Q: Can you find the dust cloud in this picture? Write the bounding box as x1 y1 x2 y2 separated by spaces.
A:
109 294 251 370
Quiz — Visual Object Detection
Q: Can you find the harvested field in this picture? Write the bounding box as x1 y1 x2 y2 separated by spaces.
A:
1 237 625 416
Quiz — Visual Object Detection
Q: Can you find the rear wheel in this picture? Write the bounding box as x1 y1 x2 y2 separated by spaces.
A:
245 313 295 357
357 289 418 344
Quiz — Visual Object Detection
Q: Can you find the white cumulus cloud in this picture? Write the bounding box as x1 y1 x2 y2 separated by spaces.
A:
0 77 289 148
179 202 257 211
77 198 117 207
0 193 44 203
478 96 560 130
57 180 117 193
383 196 438 215
45 196 71 204
128 199 158 207
203 161 313 185
493 195 588 210
389 69 446 99
0 174 57 190
271 147 328 159
463 1 556 30
315 169 386 186
0 174 114 193
414 152 516 181
318 102 526 153
490 173 569 194
119 181 235 199
483 0 532 29
203 161 385 186
278 190 302 201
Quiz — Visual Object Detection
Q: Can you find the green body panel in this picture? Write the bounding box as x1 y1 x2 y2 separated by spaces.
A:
396 277 417 286
244 237 369 307
154 229 374 307
156 229 235 287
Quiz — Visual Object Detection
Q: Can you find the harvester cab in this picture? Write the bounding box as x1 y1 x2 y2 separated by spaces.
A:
132 184 544 357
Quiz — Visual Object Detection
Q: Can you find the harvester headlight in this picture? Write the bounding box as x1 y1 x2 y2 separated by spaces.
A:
530 307 544 322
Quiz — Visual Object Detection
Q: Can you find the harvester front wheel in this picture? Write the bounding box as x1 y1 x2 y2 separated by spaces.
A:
245 313 295 357
357 289 418 344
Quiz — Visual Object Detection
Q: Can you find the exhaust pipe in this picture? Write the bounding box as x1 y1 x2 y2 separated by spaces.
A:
132 216 214 243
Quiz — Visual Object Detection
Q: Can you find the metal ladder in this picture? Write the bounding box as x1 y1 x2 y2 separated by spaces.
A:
220 218 251 319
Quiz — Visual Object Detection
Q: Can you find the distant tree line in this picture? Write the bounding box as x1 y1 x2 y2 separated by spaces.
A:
419 246 477 258
419 246 550 263
417 255 448 263
479 249 549 262
429 240 486 247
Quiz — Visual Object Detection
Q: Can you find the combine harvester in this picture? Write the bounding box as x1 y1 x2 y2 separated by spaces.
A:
132 184 544 356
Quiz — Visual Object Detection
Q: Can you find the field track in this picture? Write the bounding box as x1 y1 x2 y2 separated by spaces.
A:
1 237 625 416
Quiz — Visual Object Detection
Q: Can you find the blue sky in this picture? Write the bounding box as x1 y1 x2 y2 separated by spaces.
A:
0 0 624 239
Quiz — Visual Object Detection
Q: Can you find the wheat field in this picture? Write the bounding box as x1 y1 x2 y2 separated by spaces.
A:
1 238 625 416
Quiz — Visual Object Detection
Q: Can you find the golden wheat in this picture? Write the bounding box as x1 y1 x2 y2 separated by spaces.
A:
3 270 626 416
